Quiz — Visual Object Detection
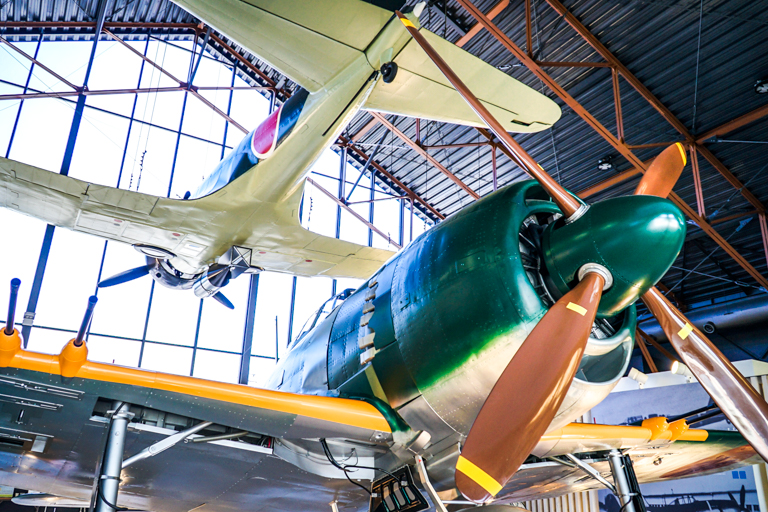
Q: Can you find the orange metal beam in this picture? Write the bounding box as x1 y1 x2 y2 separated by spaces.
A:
371 112 480 200
536 61 611 68
637 328 678 364
696 103 768 144
612 68 624 143
456 0 768 289
760 213 768 269
635 329 659 373
541 0 765 216
689 145 706 218
341 136 446 220
455 0 510 48
306 177 402 249
351 116 380 142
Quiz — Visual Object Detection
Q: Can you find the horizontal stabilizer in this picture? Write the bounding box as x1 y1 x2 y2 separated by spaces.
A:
364 28 561 132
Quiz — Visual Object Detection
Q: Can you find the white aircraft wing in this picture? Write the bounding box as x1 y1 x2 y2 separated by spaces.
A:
169 0 395 92
0 156 395 279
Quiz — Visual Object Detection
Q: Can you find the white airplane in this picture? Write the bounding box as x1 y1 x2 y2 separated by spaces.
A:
0 0 560 308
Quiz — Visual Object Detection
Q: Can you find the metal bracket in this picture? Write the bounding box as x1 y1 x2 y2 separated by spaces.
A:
558 454 617 494
122 421 212 468
414 455 448 512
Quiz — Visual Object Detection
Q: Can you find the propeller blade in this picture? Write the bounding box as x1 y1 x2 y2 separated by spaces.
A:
212 291 234 310
394 11 583 219
98 265 152 288
634 143 687 197
642 286 768 461
456 272 606 502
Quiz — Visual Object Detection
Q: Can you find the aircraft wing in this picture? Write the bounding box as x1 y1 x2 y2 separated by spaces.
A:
0 345 395 512
0 345 760 512
0 156 395 279
494 424 761 503
168 0 395 92
363 28 562 132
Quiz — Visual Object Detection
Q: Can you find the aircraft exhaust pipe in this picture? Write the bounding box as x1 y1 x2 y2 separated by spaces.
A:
4 278 20 336
74 296 98 347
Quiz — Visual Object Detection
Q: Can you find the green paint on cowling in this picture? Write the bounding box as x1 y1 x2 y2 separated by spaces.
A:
392 181 560 394
542 195 686 317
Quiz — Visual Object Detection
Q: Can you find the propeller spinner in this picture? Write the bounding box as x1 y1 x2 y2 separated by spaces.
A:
395 10 768 502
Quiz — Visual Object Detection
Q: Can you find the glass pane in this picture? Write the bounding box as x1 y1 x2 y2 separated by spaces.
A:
68 107 130 187
0 209 47 329
87 335 141 367
34 228 105 331
196 276 249 352
145 286 200 347
140 342 193 376
7 97 75 171
25 327 71 355
192 350 240 383
251 272 293 358
248 356 278 388
290 276 333 345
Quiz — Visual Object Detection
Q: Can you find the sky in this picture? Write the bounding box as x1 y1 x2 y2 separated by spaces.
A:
0 35 431 386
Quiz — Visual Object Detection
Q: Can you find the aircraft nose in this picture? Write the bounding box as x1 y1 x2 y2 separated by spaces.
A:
542 195 686 316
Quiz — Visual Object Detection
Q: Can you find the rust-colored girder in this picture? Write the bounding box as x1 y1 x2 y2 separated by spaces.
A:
636 328 679 364
351 116 380 142
370 112 480 200
635 329 659 373
306 177 402 249
612 68 624 143
689 146 706 218
537 61 611 68
541 0 765 215
340 136 445 220
0 35 79 90
456 0 768 289
760 213 768 269
456 0 510 48
696 103 768 144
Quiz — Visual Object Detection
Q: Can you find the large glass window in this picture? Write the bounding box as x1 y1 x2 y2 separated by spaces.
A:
1 32 413 386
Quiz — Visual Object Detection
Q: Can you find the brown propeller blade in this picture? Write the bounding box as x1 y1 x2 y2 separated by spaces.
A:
642 286 768 461
395 11 582 218
634 143 687 197
456 272 605 503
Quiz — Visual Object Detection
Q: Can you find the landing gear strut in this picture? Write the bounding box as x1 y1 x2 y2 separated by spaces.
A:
94 402 133 512
608 450 646 512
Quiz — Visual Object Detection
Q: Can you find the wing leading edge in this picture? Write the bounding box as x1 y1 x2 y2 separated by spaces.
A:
0 156 394 279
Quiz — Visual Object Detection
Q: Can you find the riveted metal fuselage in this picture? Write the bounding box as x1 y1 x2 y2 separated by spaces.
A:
266 181 671 477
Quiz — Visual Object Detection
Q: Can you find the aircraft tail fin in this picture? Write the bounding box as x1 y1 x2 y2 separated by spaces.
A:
363 28 561 132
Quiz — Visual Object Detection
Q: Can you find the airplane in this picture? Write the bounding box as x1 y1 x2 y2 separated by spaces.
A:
0 0 561 309
1 2 768 512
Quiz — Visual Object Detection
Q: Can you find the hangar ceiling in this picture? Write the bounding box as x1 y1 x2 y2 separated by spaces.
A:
1 0 766 320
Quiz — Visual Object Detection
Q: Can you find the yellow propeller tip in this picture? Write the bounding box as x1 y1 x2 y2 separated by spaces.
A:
675 142 687 166
400 17 416 29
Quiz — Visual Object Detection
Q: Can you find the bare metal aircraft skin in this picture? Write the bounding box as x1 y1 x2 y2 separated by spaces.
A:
0 2 763 512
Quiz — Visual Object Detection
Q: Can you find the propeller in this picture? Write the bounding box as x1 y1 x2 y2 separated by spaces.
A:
395 9 768 502
98 265 152 288
212 291 234 310
642 286 768 461
634 143 687 197
456 272 606 502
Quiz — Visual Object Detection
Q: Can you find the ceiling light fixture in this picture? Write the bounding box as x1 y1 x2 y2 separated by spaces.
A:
597 156 613 172
755 79 768 94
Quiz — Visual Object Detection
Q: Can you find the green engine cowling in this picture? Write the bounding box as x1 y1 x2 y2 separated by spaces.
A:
541 195 686 317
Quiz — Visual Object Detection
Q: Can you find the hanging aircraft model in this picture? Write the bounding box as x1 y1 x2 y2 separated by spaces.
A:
1 2 767 512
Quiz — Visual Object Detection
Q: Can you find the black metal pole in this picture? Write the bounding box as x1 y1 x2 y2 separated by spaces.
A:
4 279 20 335
75 296 98 347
